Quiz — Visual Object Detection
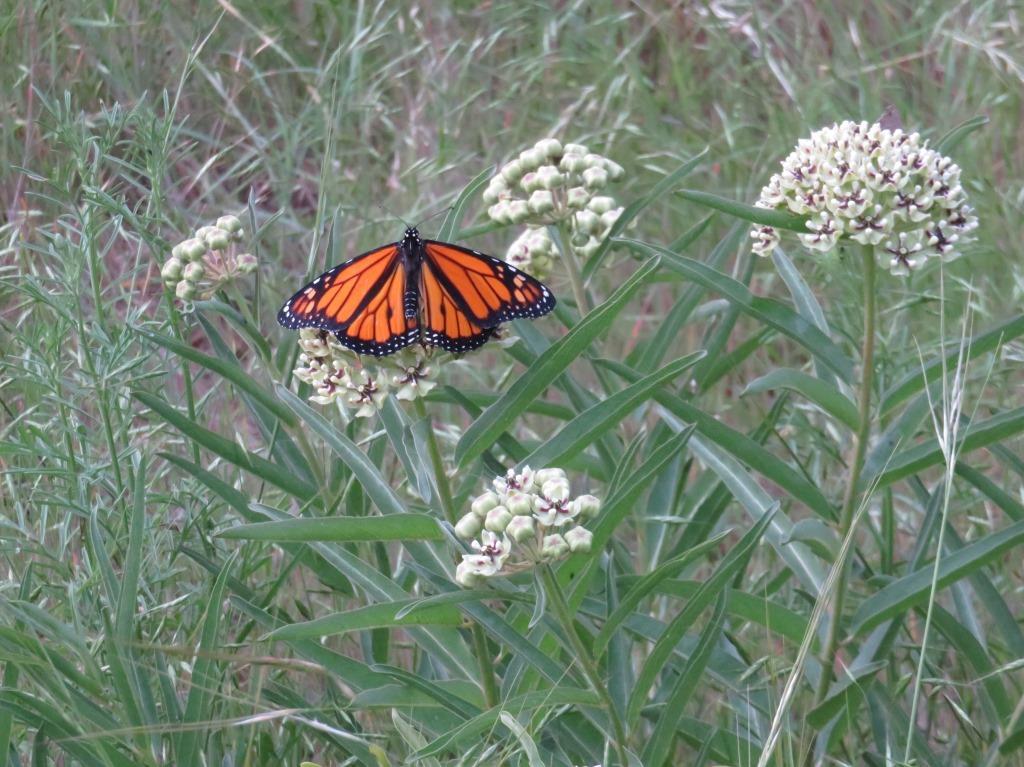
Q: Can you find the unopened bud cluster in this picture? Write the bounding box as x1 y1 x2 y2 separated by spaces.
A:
454 466 600 586
293 329 437 416
751 121 978 275
484 139 626 269
162 215 257 304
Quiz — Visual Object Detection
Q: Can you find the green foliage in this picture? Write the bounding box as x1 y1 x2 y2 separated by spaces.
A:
3 2 1023 766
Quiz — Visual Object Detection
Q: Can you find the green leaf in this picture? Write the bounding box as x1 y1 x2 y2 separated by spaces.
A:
219 514 442 542
267 599 462 640
743 368 858 429
675 189 809 231
880 314 1024 416
276 384 408 515
438 166 494 241
594 531 730 656
134 390 317 501
582 149 708 280
175 553 235 765
618 238 853 380
136 326 296 426
642 593 727 767
934 115 988 154
852 518 1024 635
869 407 1024 488
455 257 661 467
602 358 836 529
411 689 600 760
520 351 704 470
626 507 773 727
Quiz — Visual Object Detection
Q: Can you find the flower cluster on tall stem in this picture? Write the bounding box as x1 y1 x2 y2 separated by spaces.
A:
292 329 437 416
484 138 626 312
162 214 257 306
751 120 977 274
453 466 600 586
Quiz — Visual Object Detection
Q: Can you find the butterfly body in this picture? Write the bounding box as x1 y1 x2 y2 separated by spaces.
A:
278 227 555 357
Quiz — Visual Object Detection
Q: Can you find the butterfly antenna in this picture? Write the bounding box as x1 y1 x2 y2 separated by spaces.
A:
413 204 454 230
377 202 413 230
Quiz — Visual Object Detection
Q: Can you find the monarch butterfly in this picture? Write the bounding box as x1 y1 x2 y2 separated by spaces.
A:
278 227 555 356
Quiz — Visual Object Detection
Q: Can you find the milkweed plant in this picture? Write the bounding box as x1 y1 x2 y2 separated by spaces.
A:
116 121 1013 767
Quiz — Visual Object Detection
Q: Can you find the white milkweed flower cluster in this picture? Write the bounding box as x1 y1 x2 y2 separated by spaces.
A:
453 466 601 586
293 329 437 416
483 138 626 271
162 215 258 305
751 120 978 275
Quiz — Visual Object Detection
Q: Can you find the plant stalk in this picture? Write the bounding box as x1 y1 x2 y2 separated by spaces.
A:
557 222 591 315
540 565 629 767
814 245 877 707
412 397 499 708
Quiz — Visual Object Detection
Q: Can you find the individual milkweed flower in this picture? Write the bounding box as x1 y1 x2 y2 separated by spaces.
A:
493 465 537 499
468 530 512 576
751 120 978 275
505 227 557 279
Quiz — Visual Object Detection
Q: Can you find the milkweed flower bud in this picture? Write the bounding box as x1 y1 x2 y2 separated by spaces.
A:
751 120 978 274
206 230 231 251
472 491 501 518
456 558 485 587
506 491 534 516
183 238 206 262
161 257 183 282
508 200 531 224
506 515 536 543
518 148 544 171
216 215 243 235
566 186 589 210
534 468 567 486
236 253 258 273
541 534 569 559
571 494 601 519
500 160 524 184
537 138 563 158
485 505 513 533
175 280 197 301
536 165 564 190
541 479 570 503
528 190 556 215
564 526 593 553
183 262 206 282
582 166 608 190
455 512 483 540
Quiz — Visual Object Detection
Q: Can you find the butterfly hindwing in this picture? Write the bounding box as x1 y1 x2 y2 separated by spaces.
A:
419 255 498 353
277 243 420 357
422 240 556 328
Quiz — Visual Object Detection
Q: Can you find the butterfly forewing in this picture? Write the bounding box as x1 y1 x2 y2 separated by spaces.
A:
277 243 400 331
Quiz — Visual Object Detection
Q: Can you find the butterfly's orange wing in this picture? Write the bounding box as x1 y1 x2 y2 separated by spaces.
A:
422 241 555 329
277 243 420 356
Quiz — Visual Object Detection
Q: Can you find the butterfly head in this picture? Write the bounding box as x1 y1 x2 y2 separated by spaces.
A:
403 227 422 245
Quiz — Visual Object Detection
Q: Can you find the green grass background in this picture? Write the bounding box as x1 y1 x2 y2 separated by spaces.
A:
2 1 1024 765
